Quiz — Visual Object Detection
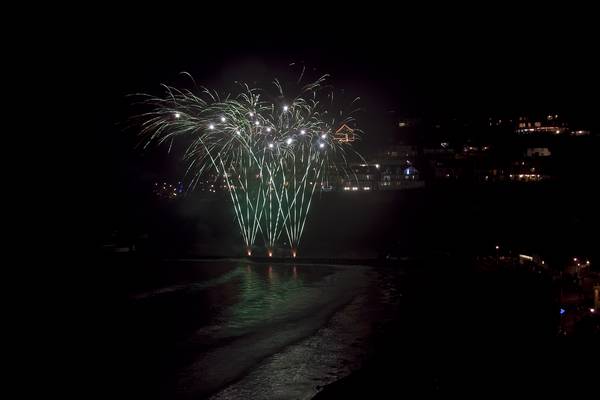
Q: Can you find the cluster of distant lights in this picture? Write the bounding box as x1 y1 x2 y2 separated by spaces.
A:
154 182 183 198
554 256 595 317
357 163 380 168
572 257 591 267
495 248 597 318
517 127 563 134
175 106 330 150
204 183 230 193
508 173 542 180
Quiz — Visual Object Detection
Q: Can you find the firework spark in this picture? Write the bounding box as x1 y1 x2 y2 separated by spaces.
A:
135 72 363 256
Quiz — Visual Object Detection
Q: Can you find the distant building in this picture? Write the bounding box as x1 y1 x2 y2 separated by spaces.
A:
459 144 491 158
338 164 378 191
475 166 508 183
526 148 552 157
380 164 425 190
515 114 568 135
326 160 425 192
377 144 418 164
507 160 546 182
488 117 515 128
423 142 455 156
430 159 466 180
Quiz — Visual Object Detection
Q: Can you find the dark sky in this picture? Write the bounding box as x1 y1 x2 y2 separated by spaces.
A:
84 24 594 162
85 16 598 144
69 11 598 226
42 7 596 251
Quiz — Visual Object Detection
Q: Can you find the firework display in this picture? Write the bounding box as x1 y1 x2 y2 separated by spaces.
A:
136 72 363 257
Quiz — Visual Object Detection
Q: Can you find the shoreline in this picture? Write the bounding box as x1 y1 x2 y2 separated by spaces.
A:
103 251 435 269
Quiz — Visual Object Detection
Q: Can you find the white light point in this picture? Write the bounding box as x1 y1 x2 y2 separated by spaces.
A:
209 124 215 130
300 129 306 135
286 138 293 145
174 112 181 118
319 142 325 148
283 105 289 112
268 143 274 149
220 116 226 122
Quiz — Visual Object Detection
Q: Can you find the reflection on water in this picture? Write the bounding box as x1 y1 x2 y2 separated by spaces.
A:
126 261 397 399
195 263 311 338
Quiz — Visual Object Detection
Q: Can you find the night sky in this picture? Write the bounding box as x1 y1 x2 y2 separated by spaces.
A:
63 11 598 245
86 17 598 121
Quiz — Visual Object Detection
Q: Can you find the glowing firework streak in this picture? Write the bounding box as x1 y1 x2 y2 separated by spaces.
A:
134 72 363 256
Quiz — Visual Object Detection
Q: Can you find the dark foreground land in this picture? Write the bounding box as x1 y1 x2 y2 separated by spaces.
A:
66 182 598 397
63 253 598 399
316 259 599 397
